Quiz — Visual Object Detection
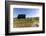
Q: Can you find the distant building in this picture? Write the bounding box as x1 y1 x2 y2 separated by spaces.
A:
17 14 26 19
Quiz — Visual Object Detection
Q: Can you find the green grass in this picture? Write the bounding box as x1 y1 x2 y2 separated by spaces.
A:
13 17 39 28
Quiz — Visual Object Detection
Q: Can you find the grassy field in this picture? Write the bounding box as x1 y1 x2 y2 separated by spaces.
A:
13 17 39 28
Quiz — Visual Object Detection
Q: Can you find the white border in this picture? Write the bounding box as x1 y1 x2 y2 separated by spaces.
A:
10 5 42 33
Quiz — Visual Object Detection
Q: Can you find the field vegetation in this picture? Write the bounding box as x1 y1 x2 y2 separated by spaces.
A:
13 17 39 28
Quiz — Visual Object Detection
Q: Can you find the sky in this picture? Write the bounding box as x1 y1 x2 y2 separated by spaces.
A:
13 8 39 18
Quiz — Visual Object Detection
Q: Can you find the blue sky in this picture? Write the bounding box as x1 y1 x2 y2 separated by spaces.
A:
13 8 39 18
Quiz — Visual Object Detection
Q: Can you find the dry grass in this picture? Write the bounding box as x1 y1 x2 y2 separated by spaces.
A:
13 17 39 28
